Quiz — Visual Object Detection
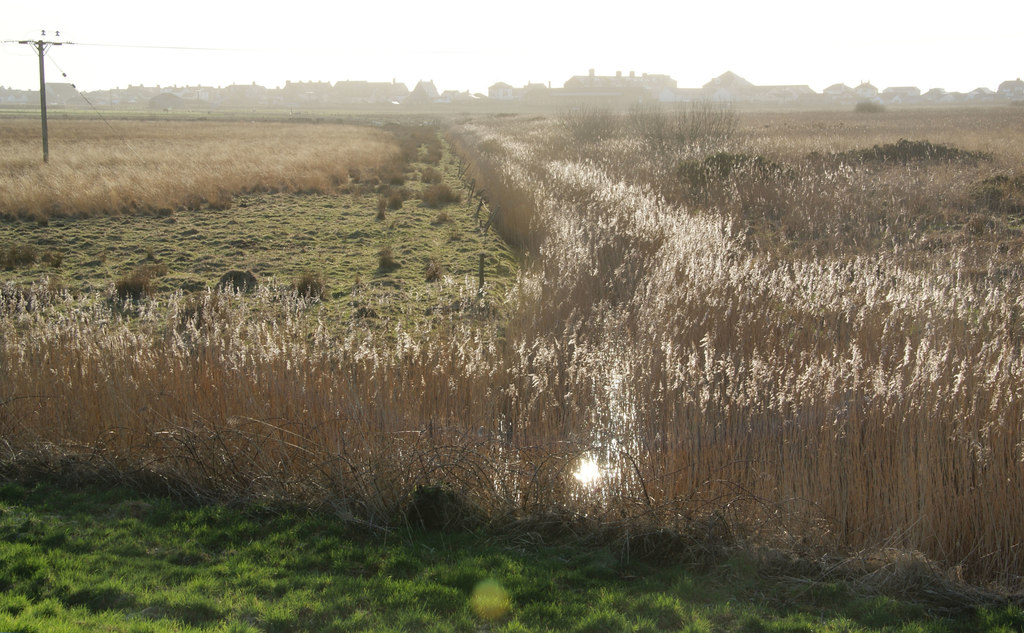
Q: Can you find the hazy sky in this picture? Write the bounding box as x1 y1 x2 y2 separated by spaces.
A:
2 0 1021 94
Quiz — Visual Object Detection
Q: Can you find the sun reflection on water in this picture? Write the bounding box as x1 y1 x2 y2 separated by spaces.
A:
573 457 602 486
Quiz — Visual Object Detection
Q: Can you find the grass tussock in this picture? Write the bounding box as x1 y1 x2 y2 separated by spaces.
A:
1 244 39 269
114 263 168 301
421 183 461 208
292 270 327 300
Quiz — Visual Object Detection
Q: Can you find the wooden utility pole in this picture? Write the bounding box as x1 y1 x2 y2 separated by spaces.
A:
18 32 63 163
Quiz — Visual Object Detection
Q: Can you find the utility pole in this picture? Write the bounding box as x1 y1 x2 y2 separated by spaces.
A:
18 31 63 163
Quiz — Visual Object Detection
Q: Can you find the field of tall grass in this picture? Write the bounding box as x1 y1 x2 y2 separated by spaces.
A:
2 106 1023 589
0 117 403 220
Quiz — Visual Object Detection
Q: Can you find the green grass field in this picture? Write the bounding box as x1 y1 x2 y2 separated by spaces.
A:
1 477 1020 633
0 123 517 332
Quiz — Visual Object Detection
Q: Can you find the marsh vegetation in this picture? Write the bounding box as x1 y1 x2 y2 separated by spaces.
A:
2 105 1024 596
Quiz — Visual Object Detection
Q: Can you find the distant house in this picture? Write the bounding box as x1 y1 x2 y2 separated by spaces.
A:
43 82 78 106
702 71 756 101
854 82 880 101
150 92 186 110
407 80 440 104
522 82 552 102
881 86 921 104
333 80 408 104
437 89 475 104
488 82 516 100
561 69 676 103
757 85 816 102
222 82 268 106
162 85 218 104
823 83 855 101
997 78 1024 100
0 87 32 105
922 87 949 102
282 80 332 105
967 87 997 101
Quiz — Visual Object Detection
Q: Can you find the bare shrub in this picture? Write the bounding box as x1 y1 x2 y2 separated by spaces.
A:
559 105 621 143
630 100 737 150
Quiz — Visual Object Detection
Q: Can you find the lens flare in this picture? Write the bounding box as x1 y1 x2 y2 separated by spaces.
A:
471 578 510 620
573 457 602 485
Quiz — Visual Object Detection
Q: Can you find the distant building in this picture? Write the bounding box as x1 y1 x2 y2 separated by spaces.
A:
150 93 186 110
997 78 1024 100
854 82 880 101
561 69 676 103
333 80 408 104
701 71 756 101
407 80 440 104
43 82 78 106
823 83 855 101
488 82 516 100
222 82 268 106
881 86 921 104
967 87 997 101
282 80 333 105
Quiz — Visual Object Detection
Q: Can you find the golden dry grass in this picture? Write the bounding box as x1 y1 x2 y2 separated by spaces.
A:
0 118 402 219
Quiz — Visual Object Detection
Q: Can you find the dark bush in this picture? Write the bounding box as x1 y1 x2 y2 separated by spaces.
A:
970 174 1024 214
833 139 990 165
217 270 258 293
854 100 886 113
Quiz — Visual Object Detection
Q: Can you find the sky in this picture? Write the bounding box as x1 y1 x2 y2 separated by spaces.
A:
2 0 1022 95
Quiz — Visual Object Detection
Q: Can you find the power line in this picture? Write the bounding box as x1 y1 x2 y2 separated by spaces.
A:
45 49 145 163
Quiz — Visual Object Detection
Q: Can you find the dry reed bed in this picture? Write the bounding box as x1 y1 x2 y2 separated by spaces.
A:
2 109 1023 587
448 109 1024 583
0 119 402 219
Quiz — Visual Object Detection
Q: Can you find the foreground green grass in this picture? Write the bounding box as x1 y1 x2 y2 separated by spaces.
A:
0 478 1020 633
